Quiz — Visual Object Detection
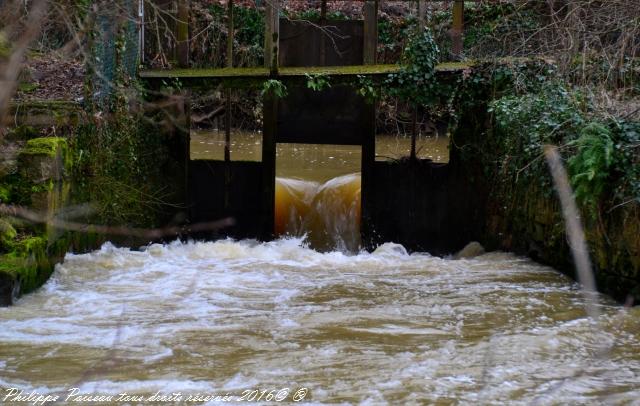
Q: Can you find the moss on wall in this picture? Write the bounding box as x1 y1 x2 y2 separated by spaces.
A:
480 176 640 303
450 78 640 304
1 97 188 306
0 235 51 304
0 135 72 304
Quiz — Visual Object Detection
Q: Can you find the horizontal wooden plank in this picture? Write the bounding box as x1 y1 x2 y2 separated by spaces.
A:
139 62 471 81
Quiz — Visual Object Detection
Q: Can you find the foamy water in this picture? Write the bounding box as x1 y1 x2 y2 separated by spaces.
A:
0 238 639 404
275 174 361 252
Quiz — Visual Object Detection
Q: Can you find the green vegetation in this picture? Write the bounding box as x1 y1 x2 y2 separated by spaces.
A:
305 73 331 91
189 3 265 68
21 137 67 156
289 9 348 22
0 235 51 296
0 185 10 203
356 74 379 104
261 79 288 98
568 123 615 212
385 27 440 107
0 31 10 58
72 117 171 227
489 80 639 217
0 219 17 250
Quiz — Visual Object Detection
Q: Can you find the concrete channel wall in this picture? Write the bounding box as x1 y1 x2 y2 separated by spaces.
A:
2 97 639 306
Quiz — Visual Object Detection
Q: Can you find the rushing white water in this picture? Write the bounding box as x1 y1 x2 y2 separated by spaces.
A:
275 174 361 252
0 238 638 404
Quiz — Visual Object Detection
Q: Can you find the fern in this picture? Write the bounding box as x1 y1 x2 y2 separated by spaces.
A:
568 122 614 213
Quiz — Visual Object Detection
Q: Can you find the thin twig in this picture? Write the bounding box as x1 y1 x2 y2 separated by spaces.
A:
0 204 235 239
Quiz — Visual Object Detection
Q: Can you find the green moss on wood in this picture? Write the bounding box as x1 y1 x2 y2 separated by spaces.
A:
18 137 72 181
14 236 47 256
0 234 51 296
6 125 38 141
21 137 67 157
0 32 9 58
0 185 10 203
140 63 476 80
9 100 81 110
0 219 17 250
0 256 25 280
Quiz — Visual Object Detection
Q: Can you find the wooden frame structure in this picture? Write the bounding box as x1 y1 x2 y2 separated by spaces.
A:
171 0 467 70
144 0 470 241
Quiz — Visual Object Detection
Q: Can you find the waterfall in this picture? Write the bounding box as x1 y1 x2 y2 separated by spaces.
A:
275 173 361 252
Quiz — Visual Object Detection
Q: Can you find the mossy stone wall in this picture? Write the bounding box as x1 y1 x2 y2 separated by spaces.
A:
0 134 70 305
451 98 640 304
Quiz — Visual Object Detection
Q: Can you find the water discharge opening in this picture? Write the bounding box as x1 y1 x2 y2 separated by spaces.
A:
275 174 362 252
275 143 362 252
188 130 450 252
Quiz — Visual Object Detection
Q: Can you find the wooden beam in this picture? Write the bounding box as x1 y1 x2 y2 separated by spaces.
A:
224 88 231 209
410 105 417 160
363 1 377 65
227 0 234 68
225 90 231 161
262 92 277 240
225 0 233 207
452 0 464 58
264 0 280 75
319 0 328 65
418 0 426 30
320 0 327 23
176 0 190 68
360 101 376 249
182 92 191 219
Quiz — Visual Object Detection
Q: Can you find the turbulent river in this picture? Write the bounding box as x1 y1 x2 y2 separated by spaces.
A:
0 240 639 404
0 131 638 404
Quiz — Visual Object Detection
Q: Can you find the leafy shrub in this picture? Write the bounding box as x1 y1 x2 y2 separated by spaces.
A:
305 73 331 92
490 81 640 212
261 80 287 98
568 122 614 211
490 82 586 181
385 27 440 107
610 120 640 204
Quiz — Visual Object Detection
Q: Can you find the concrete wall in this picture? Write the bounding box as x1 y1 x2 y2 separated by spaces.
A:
0 101 189 306
448 99 640 304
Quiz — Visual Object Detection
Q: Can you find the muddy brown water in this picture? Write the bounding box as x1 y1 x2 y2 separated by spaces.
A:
0 133 638 405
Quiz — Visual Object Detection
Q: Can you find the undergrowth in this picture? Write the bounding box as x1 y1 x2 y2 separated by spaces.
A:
490 81 640 216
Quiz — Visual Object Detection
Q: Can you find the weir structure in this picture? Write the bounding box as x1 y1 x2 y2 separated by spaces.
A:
140 0 473 250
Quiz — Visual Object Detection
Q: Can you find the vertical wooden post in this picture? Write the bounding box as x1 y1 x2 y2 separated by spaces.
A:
363 1 377 65
227 0 234 68
418 0 426 30
262 92 278 240
225 94 232 163
181 91 191 225
263 0 279 238
362 0 378 247
264 0 280 74
411 105 418 160
176 0 189 67
224 1 234 209
361 102 376 249
138 0 145 63
225 0 233 163
452 0 464 58
319 0 327 65
320 0 327 23
224 87 232 210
